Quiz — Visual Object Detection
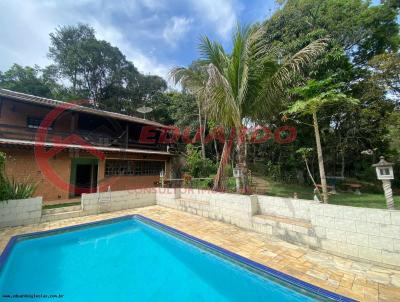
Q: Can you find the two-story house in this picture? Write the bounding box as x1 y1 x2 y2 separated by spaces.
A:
0 89 173 202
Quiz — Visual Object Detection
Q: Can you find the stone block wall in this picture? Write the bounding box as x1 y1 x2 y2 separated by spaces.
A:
155 190 400 269
0 197 42 228
156 188 258 230
309 203 400 267
257 195 315 220
1 188 398 268
82 188 156 215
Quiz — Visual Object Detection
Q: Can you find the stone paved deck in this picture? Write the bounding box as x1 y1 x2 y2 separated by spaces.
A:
0 206 399 301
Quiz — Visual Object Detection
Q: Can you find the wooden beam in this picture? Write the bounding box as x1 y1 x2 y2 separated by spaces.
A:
125 124 129 149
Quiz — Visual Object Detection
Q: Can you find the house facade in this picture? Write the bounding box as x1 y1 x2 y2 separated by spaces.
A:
0 89 173 202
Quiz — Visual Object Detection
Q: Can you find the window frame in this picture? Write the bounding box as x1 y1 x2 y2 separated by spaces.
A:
105 159 165 177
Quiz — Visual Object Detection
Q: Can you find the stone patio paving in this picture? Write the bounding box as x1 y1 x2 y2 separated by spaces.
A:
0 205 399 301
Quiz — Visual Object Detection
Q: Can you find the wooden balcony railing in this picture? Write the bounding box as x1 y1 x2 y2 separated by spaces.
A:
0 123 168 152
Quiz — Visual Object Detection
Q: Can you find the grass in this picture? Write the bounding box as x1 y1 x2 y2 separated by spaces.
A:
263 178 400 209
42 202 81 210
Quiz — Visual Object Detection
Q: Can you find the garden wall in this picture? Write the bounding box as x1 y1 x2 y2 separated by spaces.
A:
0 189 398 268
257 196 400 267
156 188 257 229
0 197 42 228
156 189 400 269
81 188 157 215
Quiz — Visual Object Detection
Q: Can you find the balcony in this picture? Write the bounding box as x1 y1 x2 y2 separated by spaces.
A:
0 123 168 152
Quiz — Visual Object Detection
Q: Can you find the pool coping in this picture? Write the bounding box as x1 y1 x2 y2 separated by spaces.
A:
0 214 357 302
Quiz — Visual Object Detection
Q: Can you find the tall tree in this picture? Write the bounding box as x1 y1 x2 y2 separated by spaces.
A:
0 64 52 98
286 78 359 202
170 62 209 159
256 0 399 185
48 24 96 93
48 24 168 115
197 24 328 192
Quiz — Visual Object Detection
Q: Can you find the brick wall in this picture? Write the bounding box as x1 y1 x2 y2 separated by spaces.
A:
1 147 171 202
1 148 72 201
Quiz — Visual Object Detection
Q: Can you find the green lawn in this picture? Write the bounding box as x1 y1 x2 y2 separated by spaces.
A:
42 201 81 209
263 179 400 209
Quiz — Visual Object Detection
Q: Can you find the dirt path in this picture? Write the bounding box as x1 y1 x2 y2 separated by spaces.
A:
251 175 269 194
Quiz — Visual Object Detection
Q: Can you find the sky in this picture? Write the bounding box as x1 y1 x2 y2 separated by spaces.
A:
0 0 279 81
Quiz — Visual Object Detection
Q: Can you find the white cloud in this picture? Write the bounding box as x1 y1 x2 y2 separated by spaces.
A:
0 1 54 70
0 0 172 80
163 16 193 46
91 20 171 79
190 0 237 39
0 0 241 82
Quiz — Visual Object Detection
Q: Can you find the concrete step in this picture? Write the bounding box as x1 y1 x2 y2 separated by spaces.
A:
253 214 311 229
252 214 318 248
42 205 82 215
41 210 83 223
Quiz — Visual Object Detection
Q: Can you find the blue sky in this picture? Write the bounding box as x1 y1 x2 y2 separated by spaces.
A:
0 0 278 81
0 0 386 83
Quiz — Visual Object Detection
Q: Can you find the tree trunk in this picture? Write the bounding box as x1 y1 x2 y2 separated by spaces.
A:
304 156 319 193
213 138 220 161
198 102 206 159
237 129 249 193
313 111 329 203
213 141 230 191
340 150 345 179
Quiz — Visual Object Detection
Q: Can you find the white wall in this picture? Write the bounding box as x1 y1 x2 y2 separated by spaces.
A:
155 189 400 269
82 188 156 215
1 189 398 268
0 197 42 228
156 188 257 229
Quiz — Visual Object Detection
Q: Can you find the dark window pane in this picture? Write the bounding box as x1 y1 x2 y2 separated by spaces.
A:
105 160 164 176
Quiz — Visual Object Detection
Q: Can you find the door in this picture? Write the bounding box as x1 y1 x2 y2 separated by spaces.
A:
70 158 98 197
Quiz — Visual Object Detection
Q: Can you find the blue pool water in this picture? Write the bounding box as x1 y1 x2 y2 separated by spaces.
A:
0 217 335 301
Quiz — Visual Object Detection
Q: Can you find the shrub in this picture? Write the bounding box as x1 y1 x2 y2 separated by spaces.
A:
0 152 37 201
184 145 217 178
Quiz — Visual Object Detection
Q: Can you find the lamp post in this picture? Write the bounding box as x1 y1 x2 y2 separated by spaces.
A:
372 156 395 210
233 165 242 193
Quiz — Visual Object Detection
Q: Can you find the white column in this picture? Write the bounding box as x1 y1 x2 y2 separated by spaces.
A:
382 179 394 210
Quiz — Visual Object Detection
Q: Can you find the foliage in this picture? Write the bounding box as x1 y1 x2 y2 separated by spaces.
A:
0 152 36 201
0 0 399 193
0 178 37 201
286 78 359 115
0 64 53 97
368 53 400 100
184 145 217 178
178 23 328 191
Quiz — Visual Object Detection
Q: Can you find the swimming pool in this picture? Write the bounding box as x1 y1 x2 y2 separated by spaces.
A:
0 215 354 301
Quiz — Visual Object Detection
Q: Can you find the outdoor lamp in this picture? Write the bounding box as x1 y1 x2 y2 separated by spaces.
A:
372 156 395 210
233 166 242 178
233 165 242 192
160 170 165 188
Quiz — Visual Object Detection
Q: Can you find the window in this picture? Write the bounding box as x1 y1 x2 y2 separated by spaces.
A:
380 168 390 176
27 116 54 130
105 160 164 176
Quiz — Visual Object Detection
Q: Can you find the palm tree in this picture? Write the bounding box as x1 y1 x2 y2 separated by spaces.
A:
170 62 208 159
198 24 328 192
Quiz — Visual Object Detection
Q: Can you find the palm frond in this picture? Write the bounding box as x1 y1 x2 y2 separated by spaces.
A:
198 36 227 73
206 63 241 128
272 38 329 91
